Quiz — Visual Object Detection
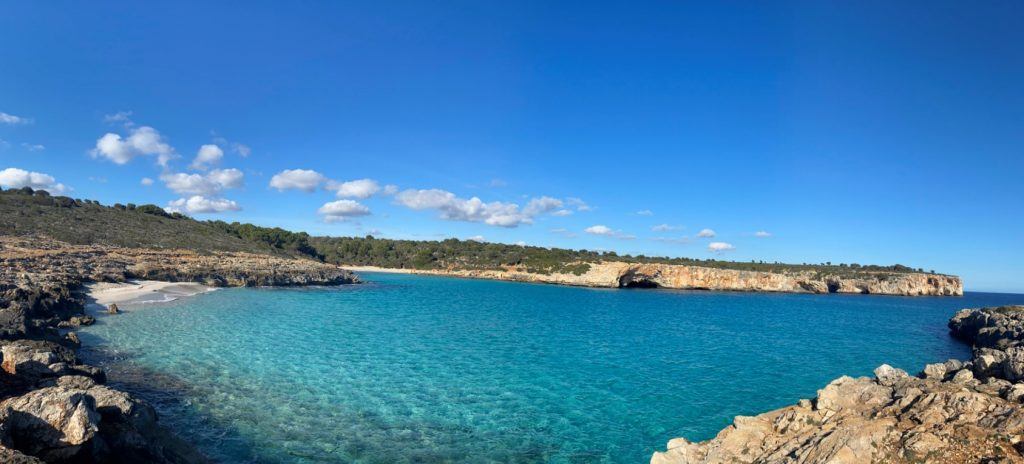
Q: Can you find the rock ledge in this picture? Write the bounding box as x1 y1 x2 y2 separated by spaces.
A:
652 305 1024 464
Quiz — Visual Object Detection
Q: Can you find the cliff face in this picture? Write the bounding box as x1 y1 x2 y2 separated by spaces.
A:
651 306 1024 464
0 236 358 462
376 261 963 296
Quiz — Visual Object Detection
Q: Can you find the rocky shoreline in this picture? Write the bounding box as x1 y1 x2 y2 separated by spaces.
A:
346 261 963 296
652 305 1024 463
0 236 358 462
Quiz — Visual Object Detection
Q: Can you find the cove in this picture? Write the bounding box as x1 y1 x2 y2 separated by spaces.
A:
76 272 1022 463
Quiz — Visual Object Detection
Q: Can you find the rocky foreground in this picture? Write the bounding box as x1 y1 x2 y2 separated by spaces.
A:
652 305 1024 464
0 236 358 462
357 261 963 296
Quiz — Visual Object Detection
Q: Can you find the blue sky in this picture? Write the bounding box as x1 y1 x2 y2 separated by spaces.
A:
1 1 1022 292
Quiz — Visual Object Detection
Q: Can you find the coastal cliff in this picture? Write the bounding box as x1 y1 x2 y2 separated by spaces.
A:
349 261 963 296
651 306 1024 464
0 236 357 462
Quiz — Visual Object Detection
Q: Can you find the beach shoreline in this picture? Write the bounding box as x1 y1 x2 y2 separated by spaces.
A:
83 280 216 309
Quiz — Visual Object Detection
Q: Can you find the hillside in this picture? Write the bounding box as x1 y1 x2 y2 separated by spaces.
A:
0 188 308 257
0 186 951 281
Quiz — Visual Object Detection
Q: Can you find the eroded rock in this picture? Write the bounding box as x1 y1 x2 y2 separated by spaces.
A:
0 386 100 461
653 306 1024 464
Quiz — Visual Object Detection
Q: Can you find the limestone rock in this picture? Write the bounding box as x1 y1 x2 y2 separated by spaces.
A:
952 368 976 384
0 340 75 380
362 260 962 296
920 362 946 379
653 306 1024 464
0 445 44 464
57 315 95 328
0 386 100 461
1004 383 1024 403
874 364 909 386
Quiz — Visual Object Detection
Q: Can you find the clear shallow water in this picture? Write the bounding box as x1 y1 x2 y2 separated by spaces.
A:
77 273 1023 463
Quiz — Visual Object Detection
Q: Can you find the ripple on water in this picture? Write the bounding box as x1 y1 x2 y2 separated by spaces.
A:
77 274 1020 463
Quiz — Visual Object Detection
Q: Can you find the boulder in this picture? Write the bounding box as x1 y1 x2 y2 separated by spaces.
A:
0 340 75 380
57 315 95 328
874 364 909 386
1002 346 1024 381
1004 383 1024 403
951 368 976 384
0 386 100 461
0 445 44 464
920 362 946 380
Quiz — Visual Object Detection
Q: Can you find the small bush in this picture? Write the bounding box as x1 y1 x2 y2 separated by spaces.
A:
136 204 172 218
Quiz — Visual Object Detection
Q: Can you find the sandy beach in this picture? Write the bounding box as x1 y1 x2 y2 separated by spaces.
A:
84 280 215 308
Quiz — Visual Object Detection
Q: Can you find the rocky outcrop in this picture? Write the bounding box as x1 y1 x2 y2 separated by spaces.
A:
0 235 358 463
359 261 963 296
651 306 1024 464
0 236 358 340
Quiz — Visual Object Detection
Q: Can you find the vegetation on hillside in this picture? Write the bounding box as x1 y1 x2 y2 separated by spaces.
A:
0 186 943 277
308 235 934 277
0 187 279 254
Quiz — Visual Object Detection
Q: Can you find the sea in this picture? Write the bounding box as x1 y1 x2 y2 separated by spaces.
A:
77 272 1024 463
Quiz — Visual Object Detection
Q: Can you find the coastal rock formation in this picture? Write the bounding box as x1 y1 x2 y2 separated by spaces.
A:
0 235 358 462
364 261 963 296
651 306 1024 464
0 236 358 340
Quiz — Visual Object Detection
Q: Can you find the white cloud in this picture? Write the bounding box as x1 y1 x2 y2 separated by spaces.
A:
329 178 381 199
382 184 399 195
0 168 69 194
697 228 716 238
514 240 527 246
652 224 682 232
318 199 371 223
523 196 563 216
91 126 175 166
395 188 534 228
0 112 31 125
269 169 326 192
635 210 653 216
207 168 244 189
103 111 134 127
166 196 241 214
467 235 486 243
190 144 224 170
584 225 635 240
566 197 592 211
708 242 735 253
161 168 243 196
21 143 44 152
140 177 154 186
551 209 573 217
755 231 772 238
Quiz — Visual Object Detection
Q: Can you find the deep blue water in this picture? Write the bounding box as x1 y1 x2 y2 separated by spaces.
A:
77 273 1024 463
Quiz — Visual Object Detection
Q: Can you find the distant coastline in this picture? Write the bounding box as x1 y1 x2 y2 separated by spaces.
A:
343 262 963 296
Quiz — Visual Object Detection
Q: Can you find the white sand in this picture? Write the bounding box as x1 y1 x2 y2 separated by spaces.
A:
84 280 215 308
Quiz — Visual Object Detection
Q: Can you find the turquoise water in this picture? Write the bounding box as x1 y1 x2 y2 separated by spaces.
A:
78 273 1023 463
